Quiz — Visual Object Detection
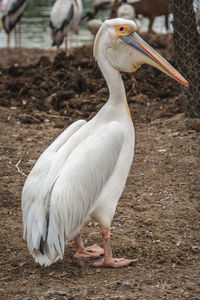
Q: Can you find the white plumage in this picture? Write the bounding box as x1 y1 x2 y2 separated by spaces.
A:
22 18 188 268
117 0 135 20
50 0 82 48
87 18 103 36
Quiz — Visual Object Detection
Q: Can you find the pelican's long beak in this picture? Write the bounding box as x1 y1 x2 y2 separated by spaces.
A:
120 32 189 87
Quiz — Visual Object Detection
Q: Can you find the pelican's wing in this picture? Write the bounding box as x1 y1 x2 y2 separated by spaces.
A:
41 121 124 264
22 120 86 258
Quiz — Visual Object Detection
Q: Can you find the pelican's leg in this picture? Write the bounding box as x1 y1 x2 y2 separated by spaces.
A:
93 228 137 268
74 234 104 259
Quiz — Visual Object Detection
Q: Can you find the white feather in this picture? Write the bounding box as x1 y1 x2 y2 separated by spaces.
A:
117 3 135 20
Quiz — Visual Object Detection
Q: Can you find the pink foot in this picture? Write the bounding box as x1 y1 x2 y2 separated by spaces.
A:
93 257 138 268
74 244 104 259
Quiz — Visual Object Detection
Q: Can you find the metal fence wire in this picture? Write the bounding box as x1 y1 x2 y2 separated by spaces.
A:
167 0 200 118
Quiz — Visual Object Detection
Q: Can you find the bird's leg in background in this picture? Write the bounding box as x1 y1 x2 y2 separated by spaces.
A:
14 27 17 49
148 16 155 34
7 34 10 50
93 228 137 268
165 14 169 32
14 25 21 53
73 234 104 259
64 36 67 52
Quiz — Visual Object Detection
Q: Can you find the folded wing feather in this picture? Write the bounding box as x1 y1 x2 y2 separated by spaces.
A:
22 121 124 266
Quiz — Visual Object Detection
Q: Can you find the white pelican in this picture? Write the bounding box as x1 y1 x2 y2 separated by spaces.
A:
86 18 103 37
117 0 135 20
50 0 83 49
0 0 28 49
22 18 188 268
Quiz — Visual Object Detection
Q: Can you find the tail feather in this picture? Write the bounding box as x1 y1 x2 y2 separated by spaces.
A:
51 29 65 48
25 201 47 249
46 208 65 261
24 199 67 266
33 251 55 266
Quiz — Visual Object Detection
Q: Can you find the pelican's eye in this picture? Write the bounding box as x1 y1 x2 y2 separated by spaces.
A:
115 25 131 38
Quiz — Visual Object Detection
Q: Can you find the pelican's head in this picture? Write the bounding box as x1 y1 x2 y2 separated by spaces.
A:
94 18 189 87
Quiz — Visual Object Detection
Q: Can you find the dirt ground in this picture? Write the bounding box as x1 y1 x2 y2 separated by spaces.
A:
0 34 200 300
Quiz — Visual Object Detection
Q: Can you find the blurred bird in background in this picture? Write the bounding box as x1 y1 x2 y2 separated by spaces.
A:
50 0 83 49
84 0 139 37
116 0 135 20
0 0 28 49
86 18 103 36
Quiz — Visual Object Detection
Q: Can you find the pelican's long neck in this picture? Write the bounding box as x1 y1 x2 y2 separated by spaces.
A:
97 41 127 106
